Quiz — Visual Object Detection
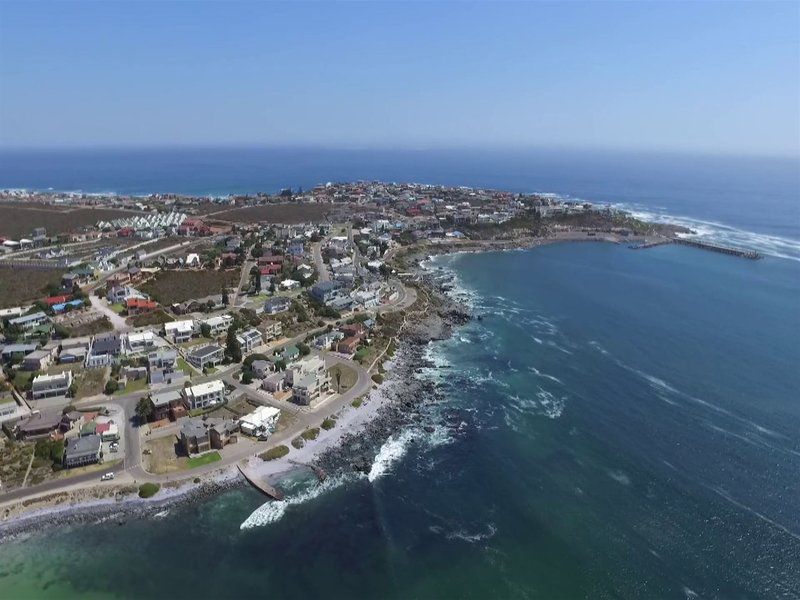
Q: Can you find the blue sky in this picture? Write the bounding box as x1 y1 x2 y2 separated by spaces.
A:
0 1 798 156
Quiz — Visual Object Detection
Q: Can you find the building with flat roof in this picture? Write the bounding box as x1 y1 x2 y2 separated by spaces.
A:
236 328 263 353
8 312 49 331
187 344 224 371
64 434 103 468
31 370 73 400
150 388 186 421
164 319 195 343
263 297 292 315
239 405 280 437
201 314 233 336
183 380 225 410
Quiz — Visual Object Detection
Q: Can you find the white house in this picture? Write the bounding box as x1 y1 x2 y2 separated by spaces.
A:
239 405 280 437
164 319 195 343
31 371 73 400
183 380 225 410
202 314 234 336
236 328 263 353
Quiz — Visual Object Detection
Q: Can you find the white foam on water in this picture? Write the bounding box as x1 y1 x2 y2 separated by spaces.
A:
507 388 566 419
446 523 498 544
607 469 632 486
705 485 800 542
528 366 563 385
546 340 573 355
240 474 354 529
618 204 800 262
368 429 417 482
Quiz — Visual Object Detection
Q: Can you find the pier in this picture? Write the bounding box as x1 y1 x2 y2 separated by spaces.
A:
238 464 285 500
673 238 762 260
628 239 670 250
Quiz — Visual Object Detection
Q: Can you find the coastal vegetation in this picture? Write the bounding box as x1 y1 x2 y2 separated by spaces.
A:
140 270 239 305
0 267 63 309
259 445 290 461
138 483 161 498
321 417 336 430
301 427 320 441
0 204 133 239
209 203 333 224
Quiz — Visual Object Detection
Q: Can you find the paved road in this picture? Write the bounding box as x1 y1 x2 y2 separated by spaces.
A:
311 241 329 282
231 259 254 307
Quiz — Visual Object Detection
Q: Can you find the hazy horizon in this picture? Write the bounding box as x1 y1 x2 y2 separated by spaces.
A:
1 1 798 157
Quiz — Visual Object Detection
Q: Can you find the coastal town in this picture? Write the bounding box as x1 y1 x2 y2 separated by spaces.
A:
0 181 754 519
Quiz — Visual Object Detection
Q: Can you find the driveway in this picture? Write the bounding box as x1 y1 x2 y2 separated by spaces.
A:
90 295 131 332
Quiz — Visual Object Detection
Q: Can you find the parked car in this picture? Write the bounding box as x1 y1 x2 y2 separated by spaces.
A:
100 473 115 481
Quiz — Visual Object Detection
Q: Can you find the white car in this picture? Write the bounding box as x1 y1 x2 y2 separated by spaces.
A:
100 472 115 481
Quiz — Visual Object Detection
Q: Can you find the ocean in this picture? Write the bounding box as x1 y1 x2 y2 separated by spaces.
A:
0 148 798 598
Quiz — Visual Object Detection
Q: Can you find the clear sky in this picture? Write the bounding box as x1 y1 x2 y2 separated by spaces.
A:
0 1 798 156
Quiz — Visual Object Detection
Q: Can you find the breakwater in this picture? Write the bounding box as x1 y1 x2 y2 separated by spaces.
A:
672 238 762 259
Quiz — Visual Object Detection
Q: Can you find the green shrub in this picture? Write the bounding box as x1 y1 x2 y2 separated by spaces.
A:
259 445 290 461
138 483 161 498
351 397 363 408
321 418 336 430
291 437 304 449
301 427 320 441
371 373 384 384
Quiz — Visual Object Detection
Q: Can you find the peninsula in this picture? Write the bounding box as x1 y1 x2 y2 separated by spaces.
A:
0 182 758 529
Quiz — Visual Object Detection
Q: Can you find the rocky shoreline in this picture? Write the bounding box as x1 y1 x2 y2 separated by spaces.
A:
0 258 471 540
316 289 470 477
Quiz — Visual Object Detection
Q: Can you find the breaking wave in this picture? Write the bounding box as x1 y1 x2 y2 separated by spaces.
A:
240 474 353 529
368 429 417 482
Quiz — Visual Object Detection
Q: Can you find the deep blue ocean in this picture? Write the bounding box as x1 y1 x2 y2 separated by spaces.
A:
0 148 798 598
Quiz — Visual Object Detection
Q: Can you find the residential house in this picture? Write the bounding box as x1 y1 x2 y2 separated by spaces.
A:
310 281 342 304
236 328 263 353
125 330 157 354
64 434 102 468
0 393 20 422
313 331 344 350
8 312 49 332
86 333 122 367
181 419 210 454
1 343 37 363
263 297 292 315
164 319 195 343
182 380 225 410
180 417 237 454
187 344 224 371
107 285 147 304
148 348 177 372
16 410 63 439
337 336 361 355
150 388 186 421
31 370 73 400
239 405 280 437
125 298 159 316
250 359 272 378
287 355 331 406
22 349 52 371
59 337 91 364
201 314 233 337
51 299 84 314
259 320 282 341
261 372 286 393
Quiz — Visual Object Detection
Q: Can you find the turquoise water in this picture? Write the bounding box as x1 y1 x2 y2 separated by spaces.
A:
1 243 798 598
